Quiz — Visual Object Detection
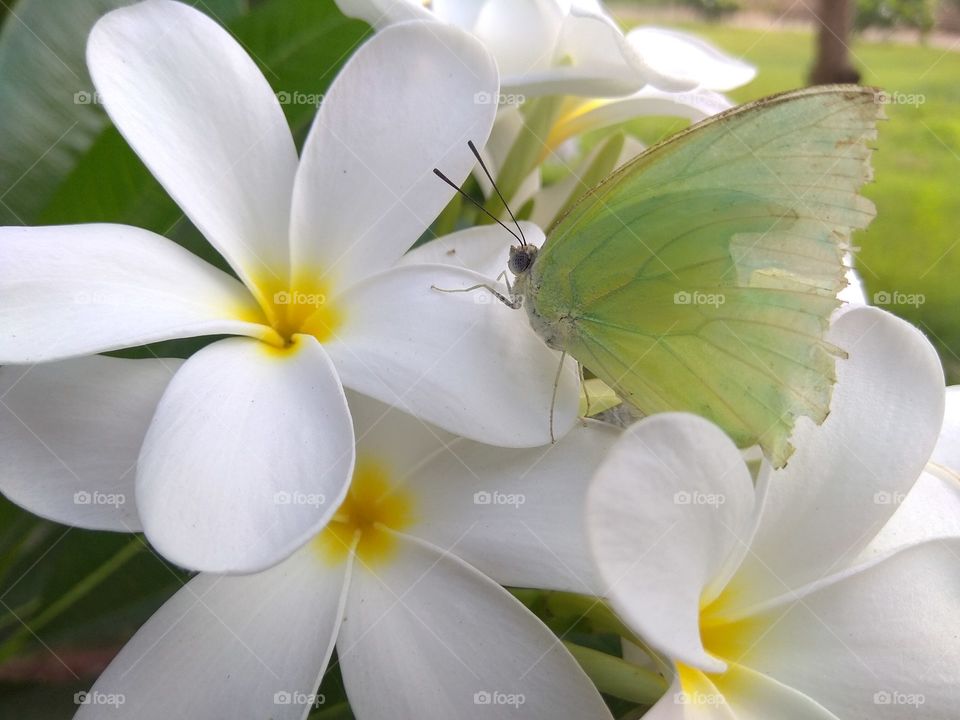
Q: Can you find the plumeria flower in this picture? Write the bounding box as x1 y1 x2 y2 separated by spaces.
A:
0 0 580 574
337 0 755 218
587 306 960 718
22 357 618 719
335 0 753 98
866 385 960 555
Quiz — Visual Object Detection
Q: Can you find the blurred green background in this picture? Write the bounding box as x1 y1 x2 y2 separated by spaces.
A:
0 0 957 717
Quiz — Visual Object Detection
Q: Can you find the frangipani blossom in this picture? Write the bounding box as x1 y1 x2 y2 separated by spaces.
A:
44 362 616 719
0 1 579 574
336 1 754 229
335 0 753 98
865 385 960 555
587 307 960 718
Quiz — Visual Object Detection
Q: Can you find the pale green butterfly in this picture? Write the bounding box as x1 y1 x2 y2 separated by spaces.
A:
442 86 881 468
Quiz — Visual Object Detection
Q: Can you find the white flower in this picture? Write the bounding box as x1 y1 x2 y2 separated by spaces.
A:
587 306 960 717
59 381 616 719
0 0 579 574
335 0 754 98
865 385 960 555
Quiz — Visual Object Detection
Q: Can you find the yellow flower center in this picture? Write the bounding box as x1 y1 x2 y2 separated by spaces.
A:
247 271 343 349
673 591 768 704
313 457 414 568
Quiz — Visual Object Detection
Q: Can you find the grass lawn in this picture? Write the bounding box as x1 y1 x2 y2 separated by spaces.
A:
598 22 960 380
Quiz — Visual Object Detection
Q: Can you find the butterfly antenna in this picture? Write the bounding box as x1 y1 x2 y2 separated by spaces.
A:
432 167 523 245
467 140 527 247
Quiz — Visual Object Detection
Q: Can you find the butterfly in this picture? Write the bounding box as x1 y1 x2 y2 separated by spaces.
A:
439 86 881 468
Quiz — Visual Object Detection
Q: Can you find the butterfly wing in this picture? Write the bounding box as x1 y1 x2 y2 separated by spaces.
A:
531 86 882 467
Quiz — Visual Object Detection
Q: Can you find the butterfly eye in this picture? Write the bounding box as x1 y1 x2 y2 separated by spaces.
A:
508 246 536 275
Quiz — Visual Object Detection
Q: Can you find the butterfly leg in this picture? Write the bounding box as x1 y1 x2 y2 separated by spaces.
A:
578 362 590 416
431 280 521 309
549 350 567 444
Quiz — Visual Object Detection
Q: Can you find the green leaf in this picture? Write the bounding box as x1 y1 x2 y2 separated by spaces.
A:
0 0 247 225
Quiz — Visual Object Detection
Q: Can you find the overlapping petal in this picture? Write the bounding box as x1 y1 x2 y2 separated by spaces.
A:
0 224 265 363
332 0 432 28
87 0 299 291
726 308 945 611
405 420 620 594
722 541 960 719
625 27 756 92
337 533 611 719
290 21 498 290
587 413 756 673
137 336 354 573
325 264 578 447
0 356 180 531
75 545 350 720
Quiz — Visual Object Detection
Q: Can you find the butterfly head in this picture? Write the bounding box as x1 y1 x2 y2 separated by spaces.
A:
508 244 538 276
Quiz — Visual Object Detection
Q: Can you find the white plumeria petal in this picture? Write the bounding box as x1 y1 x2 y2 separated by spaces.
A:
726 307 945 610
472 0 564 80
587 413 756 673
722 541 960 719
332 0 432 28
137 336 354 574
0 224 265 363
550 86 734 148
932 385 960 473
325 264 578 447
431 0 487 28
289 21 498 291
346 390 457 484
0 357 180 531
521 4 643 97
87 0 299 289
343 392 610 593
75 545 351 720
399 223 541 278
563 3 656 89
863 466 960 556
404 420 621 594
337 533 611 720
862 388 960 550
710 664 841 719
625 27 756 92
642 675 735 720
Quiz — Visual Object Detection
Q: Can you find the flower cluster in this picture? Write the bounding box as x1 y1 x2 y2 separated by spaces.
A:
0 1 957 719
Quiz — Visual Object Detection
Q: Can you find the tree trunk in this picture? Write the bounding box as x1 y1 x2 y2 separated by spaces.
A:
809 0 861 85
